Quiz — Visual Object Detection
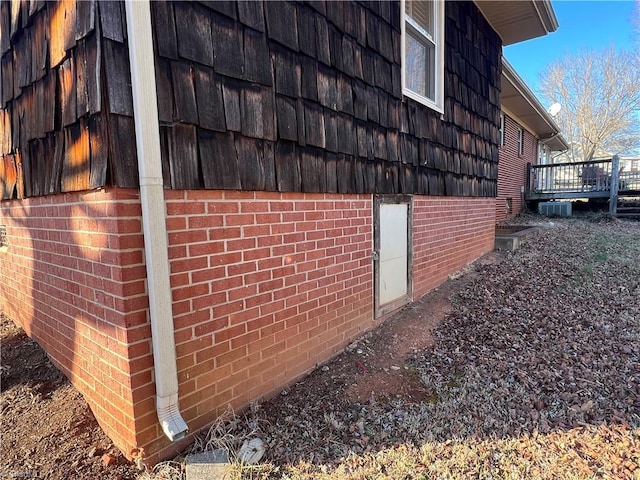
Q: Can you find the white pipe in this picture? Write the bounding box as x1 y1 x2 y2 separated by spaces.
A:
124 0 188 441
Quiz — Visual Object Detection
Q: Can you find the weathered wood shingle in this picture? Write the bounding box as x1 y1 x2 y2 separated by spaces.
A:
274 141 300 191
155 59 175 123
300 147 326 192
85 31 101 114
237 136 275 191
103 39 133 116
222 78 242 132
276 95 298 142
265 2 298 51
193 65 225 131
0 2 10 55
59 56 77 127
237 1 265 31
244 27 271 85
75 40 89 118
171 61 199 124
297 6 317 58
61 120 90 192
88 114 108 189
166 123 200 189
240 85 275 140
198 129 240 190
99 0 124 43
212 15 244 79
151 1 178 59
175 2 214 66
76 0 96 40
108 114 138 188
273 46 301 98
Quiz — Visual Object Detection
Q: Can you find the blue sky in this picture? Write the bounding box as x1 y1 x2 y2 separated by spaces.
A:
504 0 637 97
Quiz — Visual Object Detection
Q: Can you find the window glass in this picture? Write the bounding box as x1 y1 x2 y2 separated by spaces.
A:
406 30 435 99
403 0 443 111
518 128 524 155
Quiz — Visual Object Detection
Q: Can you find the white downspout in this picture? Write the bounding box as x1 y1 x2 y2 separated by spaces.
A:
124 0 188 441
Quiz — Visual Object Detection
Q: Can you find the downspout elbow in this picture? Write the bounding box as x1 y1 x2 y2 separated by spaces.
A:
156 393 189 441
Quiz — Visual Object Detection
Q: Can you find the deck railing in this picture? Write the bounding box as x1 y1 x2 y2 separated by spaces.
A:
526 155 640 214
527 158 615 194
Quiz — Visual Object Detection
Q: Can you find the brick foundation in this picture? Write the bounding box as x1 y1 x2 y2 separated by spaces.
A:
0 188 147 455
413 197 496 297
1 188 495 462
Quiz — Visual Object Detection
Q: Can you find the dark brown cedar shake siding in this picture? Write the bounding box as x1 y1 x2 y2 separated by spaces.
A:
496 114 539 223
0 1 500 462
150 0 501 197
1 1 501 199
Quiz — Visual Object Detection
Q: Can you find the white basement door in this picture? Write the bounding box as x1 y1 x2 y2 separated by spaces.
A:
378 203 408 305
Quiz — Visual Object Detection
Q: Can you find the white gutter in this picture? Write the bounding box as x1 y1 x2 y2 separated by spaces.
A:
124 0 188 441
502 59 562 135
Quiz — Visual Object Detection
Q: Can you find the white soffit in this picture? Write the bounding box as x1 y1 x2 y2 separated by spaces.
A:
474 0 559 45
501 60 568 151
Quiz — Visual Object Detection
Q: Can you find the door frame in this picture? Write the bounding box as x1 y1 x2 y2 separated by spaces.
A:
373 194 413 318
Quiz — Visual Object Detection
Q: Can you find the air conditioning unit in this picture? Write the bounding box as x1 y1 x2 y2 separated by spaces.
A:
538 202 572 217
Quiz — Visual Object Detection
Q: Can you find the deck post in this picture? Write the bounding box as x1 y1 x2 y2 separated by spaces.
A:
609 155 620 215
525 162 532 197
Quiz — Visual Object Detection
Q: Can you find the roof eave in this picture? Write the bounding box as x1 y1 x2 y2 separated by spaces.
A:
540 134 570 152
474 0 559 46
501 59 568 151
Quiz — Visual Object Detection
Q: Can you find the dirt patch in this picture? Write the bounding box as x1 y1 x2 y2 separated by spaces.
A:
297 252 503 406
252 257 499 421
343 281 454 403
0 316 140 480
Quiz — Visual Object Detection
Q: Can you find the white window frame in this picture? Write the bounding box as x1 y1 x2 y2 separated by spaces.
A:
517 127 524 155
401 0 445 114
499 113 505 146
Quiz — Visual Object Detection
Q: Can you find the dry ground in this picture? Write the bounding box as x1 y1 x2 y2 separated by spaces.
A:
2 214 639 479
0 316 141 480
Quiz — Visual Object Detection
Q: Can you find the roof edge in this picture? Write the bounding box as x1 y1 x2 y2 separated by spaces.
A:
474 0 560 45
502 59 568 151
536 0 560 34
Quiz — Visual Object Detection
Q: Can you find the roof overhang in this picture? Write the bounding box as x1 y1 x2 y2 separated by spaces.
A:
474 0 559 45
501 59 569 151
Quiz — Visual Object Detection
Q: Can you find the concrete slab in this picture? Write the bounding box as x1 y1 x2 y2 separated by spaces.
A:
185 449 230 480
494 226 539 251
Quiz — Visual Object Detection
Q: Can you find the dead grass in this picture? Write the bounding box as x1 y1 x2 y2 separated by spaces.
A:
140 417 639 480
281 424 639 480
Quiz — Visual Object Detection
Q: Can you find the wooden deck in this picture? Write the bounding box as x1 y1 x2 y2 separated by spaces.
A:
525 156 640 214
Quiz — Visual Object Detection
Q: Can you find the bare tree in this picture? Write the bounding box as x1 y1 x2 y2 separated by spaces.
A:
634 0 640 54
540 46 640 161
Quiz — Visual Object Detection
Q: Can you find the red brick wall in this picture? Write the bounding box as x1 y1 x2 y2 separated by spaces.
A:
413 197 496 297
1 189 495 462
137 190 374 458
496 114 539 223
0 189 149 456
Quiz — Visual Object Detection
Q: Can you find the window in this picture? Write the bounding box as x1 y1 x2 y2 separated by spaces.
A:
402 0 444 112
517 127 524 155
499 113 505 146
